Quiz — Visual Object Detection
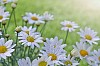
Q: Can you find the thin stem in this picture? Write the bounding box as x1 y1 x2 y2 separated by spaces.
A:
36 25 39 31
64 30 69 43
40 22 47 35
6 9 14 30
13 10 17 27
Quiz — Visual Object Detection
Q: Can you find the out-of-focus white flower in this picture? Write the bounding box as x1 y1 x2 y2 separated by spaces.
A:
0 38 16 59
87 49 100 66
19 26 36 35
73 41 92 59
40 37 67 65
41 11 54 22
18 31 43 49
18 57 31 66
64 54 79 66
0 0 13 4
78 27 100 45
23 12 44 25
32 56 52 66
0 6 10 22
61 20 79 32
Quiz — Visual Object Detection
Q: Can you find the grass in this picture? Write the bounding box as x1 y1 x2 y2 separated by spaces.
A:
4 0 100 66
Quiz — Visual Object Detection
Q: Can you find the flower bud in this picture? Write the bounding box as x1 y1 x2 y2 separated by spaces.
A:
71 49 78 57
11 3 17 9
5 34 10 38
15 26 22 33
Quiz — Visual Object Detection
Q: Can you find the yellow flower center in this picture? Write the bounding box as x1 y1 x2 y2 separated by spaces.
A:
0 16 3 20
27 36 34 42
48 53 57 60
85 35 92 40
66 24 72 28
3 0 7 2
25 31 29 35
38 61 47 66
31 16 38 21
0 46 7 53
80 50 88 57
64 60 72 65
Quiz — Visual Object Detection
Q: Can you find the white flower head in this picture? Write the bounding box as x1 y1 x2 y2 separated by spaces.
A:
0 6 10 22
61 20 79 32
87 49 100 66
40 37 67 65
18 57 31 66
73 41 92 59
42 11 54 22
64 54 79 66
23 12 44 25
0 0 13 4
32 56 52 66
18 31 43 49
78 27 100 45
0 38 16 59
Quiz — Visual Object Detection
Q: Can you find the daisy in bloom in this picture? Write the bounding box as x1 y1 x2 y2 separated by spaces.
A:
41 11 54 22
64 54 79 66
19 26 36 35
87 49 100 66
73 41 92 59
0 0 12 4
0 6 10 22
32 56 52 66
44 36 66 53
78 27 100 45
61 20 79 32
18 31 43 49
0 38 16 59
18 57 31 66
23 12 44 25
40 37 67 65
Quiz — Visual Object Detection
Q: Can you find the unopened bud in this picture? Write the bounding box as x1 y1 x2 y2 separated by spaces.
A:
5 34 10 38
15 26 22 33
11 3 17 9
71 49 78 57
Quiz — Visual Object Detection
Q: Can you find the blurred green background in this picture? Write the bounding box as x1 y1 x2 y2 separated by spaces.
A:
6 0 100 65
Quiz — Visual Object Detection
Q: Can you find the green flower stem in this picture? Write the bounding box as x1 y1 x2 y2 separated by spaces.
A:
36 25 39 31
40 22 47 35
13 10 17 27
6 9 14 31
64 30 69 44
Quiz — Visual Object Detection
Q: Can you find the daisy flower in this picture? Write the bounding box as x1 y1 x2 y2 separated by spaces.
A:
19 26 36 35
23 12 44 25
73 41 92 59
42 11 54 22
78 27 100 45
18 31 43 49
0 6 10 22
87 49 100 66
0 38 16 59
64 54 79 66
44 36 66 53
32 56 52 66
61 20 79 32
0 0 12 4
18 57 31 66
40 37 67 65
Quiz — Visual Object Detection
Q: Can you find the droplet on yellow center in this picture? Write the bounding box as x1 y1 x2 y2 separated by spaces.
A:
31 16 38 21
27 36 34 42
3 0 7 2
0 16 3 20
38 61 47 66
85 35 92 40
48 53 57 60
25 31 29 34
66 24 72 28
64 60 72 65
0 46 7 53
80 50 88 57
